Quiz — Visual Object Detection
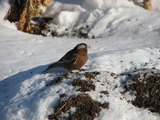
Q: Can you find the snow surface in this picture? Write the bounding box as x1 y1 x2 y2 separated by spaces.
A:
0 0 160 120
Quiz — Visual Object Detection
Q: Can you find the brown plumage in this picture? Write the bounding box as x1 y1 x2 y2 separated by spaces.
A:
44 43 89 72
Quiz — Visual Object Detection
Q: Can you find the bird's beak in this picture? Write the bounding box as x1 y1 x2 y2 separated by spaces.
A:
87 46 91 49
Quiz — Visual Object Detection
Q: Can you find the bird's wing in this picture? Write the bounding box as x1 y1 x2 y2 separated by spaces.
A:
43 50 77 73
58 50 77 65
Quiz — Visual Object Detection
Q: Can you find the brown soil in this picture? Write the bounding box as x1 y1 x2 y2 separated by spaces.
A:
100 91 109 95
123 69 160 114
48 94 109 120
84 72 100 79
72 79 95 92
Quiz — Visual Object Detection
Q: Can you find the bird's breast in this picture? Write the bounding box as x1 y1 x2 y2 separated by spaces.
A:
73 53 88 69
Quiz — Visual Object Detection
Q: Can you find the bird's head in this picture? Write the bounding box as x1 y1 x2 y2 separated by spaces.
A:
75 43 90 51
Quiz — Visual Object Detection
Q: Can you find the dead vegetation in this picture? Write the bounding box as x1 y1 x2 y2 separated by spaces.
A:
4 0 25 22
143 0 152 10
4 0 52 35
123 68 160 114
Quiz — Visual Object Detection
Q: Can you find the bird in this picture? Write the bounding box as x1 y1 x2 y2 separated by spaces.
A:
43 43 90 72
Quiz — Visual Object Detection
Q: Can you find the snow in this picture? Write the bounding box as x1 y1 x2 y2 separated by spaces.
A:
89 47 160 73
0 0 160 120
44 0 160 39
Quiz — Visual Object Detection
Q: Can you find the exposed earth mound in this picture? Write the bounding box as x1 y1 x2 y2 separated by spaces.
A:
48 94 109 120
48 71 109 120
123 68 160 114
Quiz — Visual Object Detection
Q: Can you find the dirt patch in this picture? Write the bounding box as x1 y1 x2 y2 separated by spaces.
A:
71 71 100 92
46 71 100 89
48 94 109 120
100 91 109 95
123 69 160 114
84 72 100 79
72 79 95 92
48 71 109 120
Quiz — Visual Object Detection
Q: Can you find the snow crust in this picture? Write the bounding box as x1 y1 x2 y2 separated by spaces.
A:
0 0 160 120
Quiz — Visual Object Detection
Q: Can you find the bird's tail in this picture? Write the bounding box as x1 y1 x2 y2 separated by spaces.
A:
43 63 57 73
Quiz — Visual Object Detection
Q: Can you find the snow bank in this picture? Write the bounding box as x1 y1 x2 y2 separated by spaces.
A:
44 0 160 38
0 45 159 120
0 0 9 21
151 0 160 11
88 47 160 73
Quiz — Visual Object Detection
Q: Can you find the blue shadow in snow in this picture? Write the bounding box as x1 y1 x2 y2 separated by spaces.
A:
0 63 68 103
